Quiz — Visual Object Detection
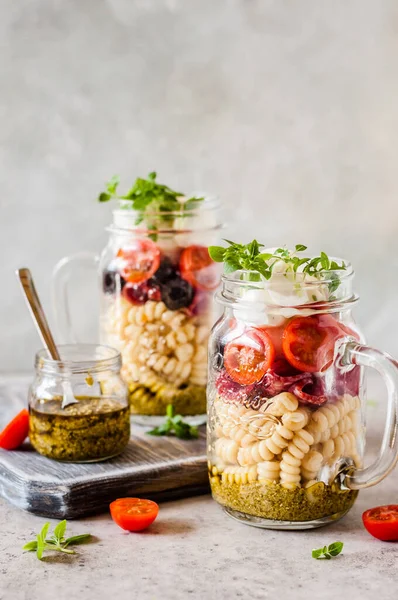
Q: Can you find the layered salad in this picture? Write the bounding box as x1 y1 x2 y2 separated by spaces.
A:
98 172 220 416
207 241 362 523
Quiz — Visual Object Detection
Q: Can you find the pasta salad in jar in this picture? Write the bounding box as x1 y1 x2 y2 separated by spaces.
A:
207 240 398 529
99 173 222 420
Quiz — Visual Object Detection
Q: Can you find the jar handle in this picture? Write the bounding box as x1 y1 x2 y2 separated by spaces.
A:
337 340 398 490
52 253 99 343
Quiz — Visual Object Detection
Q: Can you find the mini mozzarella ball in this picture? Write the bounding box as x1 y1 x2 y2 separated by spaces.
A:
233 288 287 326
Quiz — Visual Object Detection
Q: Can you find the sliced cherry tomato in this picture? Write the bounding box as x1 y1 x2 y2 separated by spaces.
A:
282 314 344 373
179 245 219 291
110 498 159 532
362 505 398 541
224 328 275 385
0 409 29 450
117 240 160 284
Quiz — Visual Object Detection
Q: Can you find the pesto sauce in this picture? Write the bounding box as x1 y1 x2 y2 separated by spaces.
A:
128 383 206 416
209 473 358 522
29 397 130 462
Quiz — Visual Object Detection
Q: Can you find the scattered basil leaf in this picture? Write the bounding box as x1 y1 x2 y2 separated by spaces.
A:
147 404 199 440
23 520 92 560
312 541 344 560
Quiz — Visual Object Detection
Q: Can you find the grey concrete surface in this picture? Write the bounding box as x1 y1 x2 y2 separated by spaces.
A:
1 0 398 371
0 456 397 600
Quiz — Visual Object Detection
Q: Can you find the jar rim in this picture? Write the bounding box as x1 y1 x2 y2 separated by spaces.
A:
109 194 224 234
218 258 357 311
35 344 122 375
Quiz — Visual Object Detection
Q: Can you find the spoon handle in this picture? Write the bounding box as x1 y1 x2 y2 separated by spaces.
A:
17 268 61 361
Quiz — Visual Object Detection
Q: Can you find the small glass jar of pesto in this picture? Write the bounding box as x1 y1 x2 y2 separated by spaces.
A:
29 344 130 462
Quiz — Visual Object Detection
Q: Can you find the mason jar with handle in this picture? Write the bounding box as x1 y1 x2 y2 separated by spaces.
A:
207 246 398 529
53 186 222 423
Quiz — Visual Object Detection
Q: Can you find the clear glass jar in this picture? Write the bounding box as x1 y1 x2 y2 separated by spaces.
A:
29 344 130 462
207 263 398 529
53 197 222 422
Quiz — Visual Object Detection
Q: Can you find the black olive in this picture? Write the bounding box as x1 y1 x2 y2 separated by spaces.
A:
102 268 126 294
152 257 177 284
160 277 195 310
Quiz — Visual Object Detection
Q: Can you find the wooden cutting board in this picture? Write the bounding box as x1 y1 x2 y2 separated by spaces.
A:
0 378 208 519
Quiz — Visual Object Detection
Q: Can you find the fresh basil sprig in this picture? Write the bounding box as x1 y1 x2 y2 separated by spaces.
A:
23 520 92 561
147 404 199 440
208 240 346 294
312 541 344 560
98 172 204 226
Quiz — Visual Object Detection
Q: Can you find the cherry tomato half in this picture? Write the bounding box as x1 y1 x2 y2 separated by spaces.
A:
179 245 219 291
117 239 160 284
224 328 275 385
0 409 29 450
362 505 398 541
282 314 344 373
110 498 159 532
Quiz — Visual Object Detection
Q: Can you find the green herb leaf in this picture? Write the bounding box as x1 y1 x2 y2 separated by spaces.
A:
147 404 199 440
64 534 92 547
327 541 344 556
36 523 50 560
98 192 111 202
208 239 346 298
97 172 204 229
53 519 67 542
312 541 344 560
208 246 226 262
23 521 94 561
22 540 38 552
106 175 120 195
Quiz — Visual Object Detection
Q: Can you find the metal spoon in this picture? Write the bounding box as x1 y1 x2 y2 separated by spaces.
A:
16 268 77 407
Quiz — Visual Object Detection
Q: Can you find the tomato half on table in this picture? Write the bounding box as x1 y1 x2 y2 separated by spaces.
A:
110 498 159 532
224 328 275 385
362 505 398 541
117 240 161 284
282 314 344 373
0 409 29 450
180 245 219 291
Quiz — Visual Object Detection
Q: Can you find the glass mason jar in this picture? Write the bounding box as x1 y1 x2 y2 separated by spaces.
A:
53 197 222 422
207 263 398 529
29 344 130 462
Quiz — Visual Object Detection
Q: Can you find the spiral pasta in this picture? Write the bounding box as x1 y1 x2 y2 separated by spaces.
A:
265 423 295 454
265 392 299 416
215 438 239 464
258 460 280 483
213 392 362 489
301 450 323 481
237 440 274 466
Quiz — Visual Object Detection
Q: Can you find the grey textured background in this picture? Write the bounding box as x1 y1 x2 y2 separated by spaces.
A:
1 0 398 372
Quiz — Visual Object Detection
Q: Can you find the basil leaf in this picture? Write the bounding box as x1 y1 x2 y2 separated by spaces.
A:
54 519 67 542
98 192 111 202
328 541 344 556
208 246 226 262
22 540 38 552
64 534 92 547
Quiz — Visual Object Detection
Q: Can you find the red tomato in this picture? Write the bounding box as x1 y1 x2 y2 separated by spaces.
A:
0 409 29 450
224 328 275 385
282 315 343 373
110 498 159 532
362 505 398 541
117 240 160 284
180 245 219 291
